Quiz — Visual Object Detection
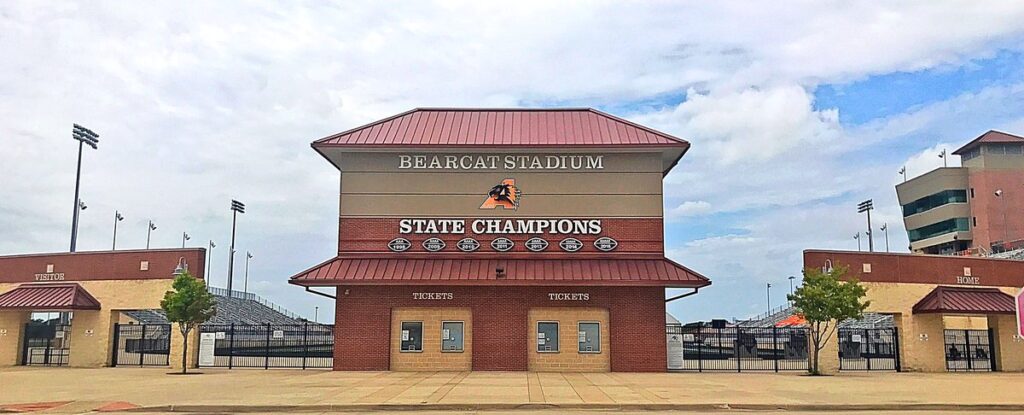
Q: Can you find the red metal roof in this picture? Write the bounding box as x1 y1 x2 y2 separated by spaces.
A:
312 108 690 147
953 130 1024 155
912 286 1015 315
0 283 101 311
289 256 710 288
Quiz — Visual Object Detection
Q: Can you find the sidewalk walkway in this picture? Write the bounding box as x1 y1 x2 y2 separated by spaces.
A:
1 367 1022 412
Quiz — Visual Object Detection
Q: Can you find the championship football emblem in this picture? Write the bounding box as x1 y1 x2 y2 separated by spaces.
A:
480 179 521 210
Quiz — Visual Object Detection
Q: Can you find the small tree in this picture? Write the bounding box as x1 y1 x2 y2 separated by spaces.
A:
788 265 869 375
161 270 216 374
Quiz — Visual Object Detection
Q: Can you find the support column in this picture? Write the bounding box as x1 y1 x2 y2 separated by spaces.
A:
810 321 841 375
900 313 947 372
68 310 115 367
987 314 1024 372
168 323 200 371
0 311 29 366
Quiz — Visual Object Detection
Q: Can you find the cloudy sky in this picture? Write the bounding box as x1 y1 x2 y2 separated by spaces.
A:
2 1 1024 323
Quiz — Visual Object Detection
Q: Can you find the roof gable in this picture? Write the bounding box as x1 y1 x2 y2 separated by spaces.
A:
312 108 689 148
953 130 1024 155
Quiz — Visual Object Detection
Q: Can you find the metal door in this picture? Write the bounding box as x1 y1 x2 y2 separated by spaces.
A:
21 322 71 366
944 329 995 372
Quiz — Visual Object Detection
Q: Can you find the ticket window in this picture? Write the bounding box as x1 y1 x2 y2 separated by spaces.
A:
578 322 601 353
400 321 423 352
537 321 559 352
441 321 464 352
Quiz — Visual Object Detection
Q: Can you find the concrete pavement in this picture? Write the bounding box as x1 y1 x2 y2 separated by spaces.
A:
1 367 1022 412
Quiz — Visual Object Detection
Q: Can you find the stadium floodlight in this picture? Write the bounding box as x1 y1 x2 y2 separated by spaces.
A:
182 232 191 248
112 211 124 250
69 124 100 252
857 199 875 252
227 199 246 297
146 220 157 249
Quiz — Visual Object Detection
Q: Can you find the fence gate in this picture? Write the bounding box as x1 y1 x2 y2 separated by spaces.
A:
838 328 900 371
198 323 334 369
21 322 71 366
667 326 809 372
944 329 995 372
112 323 171 367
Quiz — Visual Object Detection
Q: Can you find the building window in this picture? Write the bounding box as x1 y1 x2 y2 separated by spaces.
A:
907 217 970 242
961 147 981 161
578 322 601 353
400 321 423 352
901 189 968 217
441 321 464 352
537 322 559 352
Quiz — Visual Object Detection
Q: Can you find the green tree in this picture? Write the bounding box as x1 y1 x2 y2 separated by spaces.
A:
160 270 216 374
788 265 870 375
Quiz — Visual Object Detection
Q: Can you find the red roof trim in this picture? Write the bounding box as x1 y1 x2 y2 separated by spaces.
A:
912 286 1015 315
289 256 711 288
311 108 690 148
952 130 1024 155
0 283 102 311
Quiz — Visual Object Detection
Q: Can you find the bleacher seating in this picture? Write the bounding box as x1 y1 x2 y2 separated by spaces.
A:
735 305 894 329
123 288 308 325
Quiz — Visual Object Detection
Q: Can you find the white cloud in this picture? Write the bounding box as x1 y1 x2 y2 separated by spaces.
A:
2 1 1024 321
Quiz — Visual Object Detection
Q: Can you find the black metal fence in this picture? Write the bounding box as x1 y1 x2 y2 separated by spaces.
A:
198 323 333 369
112 323 171 367
944 329 995 372
21 323 71 366
838 327 900 371
667 326 809 372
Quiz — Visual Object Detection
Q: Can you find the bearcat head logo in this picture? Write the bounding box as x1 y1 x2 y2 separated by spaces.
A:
480 178 521 210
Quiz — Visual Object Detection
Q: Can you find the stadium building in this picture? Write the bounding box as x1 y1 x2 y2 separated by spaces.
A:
897 130 1024 255
290 108 711 372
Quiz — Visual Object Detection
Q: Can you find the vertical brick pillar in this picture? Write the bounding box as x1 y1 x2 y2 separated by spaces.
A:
0 311 28 366
168 323 200 371
988 314 1024 372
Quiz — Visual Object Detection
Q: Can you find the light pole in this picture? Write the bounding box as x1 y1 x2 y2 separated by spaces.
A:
766 283 772 315
182 232 191 248
898 166 907 183
788 275 795 305
855 232 862 251
939 149 948 168
73 200 87 247
146 220 157 249
206 240 216 286
112 211 124 250
881 223 889 252
244 251 253 294
70 124 99 252
227 200 246 297
857 199 875 252
314 306 319 323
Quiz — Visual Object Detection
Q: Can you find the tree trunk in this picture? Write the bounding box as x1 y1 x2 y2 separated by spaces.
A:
181 327 189 374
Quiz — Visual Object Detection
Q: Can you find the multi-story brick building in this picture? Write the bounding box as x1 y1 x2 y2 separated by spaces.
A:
896 130 1024 254
289 108 711 372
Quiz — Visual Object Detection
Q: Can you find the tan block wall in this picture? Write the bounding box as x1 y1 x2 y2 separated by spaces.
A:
527 307 610 372
988 314 1024 372
390 307 472 371
0 310 29 365
812 321 841 375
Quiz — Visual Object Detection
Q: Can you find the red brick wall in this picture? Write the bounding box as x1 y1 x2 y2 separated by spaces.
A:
968 169 1024 250
803 250 1024 288
0 249 206 284
333 285 666 371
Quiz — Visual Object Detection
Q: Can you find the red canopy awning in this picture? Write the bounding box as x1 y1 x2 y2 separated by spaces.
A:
0 283 101 311
912 286 1015 315
290 256 711 288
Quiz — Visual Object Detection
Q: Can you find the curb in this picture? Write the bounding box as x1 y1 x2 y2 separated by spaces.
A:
122 403 1024 412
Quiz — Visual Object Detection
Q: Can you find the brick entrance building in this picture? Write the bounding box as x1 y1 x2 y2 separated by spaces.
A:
290 108 711 372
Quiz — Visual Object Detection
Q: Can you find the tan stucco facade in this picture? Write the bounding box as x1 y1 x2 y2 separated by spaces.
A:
855 282 1022 373
0 279 199 369
527 307 610 372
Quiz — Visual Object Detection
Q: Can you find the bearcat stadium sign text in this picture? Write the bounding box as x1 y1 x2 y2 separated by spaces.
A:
399 218 603 235
399 154 604 170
